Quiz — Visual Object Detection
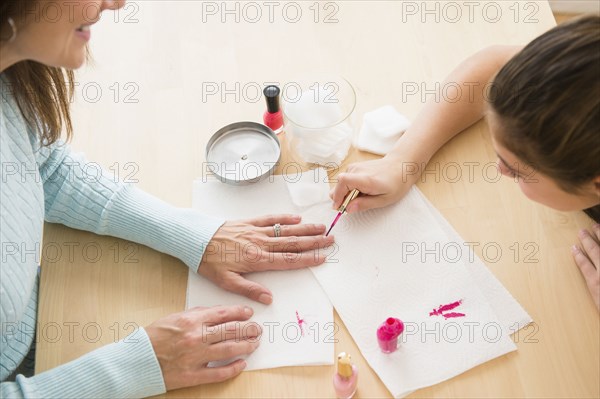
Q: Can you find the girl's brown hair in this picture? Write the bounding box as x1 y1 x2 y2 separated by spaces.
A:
490 15 600 220
1 0 74 145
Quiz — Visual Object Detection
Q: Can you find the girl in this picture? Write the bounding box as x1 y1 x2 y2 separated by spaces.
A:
331 16 600 310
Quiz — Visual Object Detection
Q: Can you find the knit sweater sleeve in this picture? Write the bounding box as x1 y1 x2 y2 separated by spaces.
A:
34 140 224 272
0 327 166 399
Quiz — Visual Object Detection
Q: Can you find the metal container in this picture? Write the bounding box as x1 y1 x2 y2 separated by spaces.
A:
205 121 281 185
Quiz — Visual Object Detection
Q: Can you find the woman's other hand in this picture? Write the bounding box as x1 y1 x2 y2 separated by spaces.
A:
146 305 262 391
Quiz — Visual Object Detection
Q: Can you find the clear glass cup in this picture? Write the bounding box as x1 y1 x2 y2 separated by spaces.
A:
282 76 356 168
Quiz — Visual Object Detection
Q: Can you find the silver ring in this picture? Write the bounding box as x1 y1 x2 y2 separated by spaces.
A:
273 223 281 238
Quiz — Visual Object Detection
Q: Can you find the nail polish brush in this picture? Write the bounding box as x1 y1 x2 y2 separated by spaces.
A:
326 189 360 236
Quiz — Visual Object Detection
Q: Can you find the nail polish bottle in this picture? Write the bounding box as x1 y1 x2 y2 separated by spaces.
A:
333 352 358 399
377 317 404 353
263 85 283 134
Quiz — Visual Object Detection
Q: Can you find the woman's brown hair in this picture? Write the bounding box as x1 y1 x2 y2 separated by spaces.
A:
490 15 600 221
1 0 74 145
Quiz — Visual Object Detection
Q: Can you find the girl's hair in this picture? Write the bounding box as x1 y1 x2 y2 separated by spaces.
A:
490 16 600 220
1 0 74 145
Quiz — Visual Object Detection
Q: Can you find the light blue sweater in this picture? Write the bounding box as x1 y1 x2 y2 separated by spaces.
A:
0 75 225 398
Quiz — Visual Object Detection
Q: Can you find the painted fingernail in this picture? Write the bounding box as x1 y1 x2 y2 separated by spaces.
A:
258 293 273 304
244 306 253 316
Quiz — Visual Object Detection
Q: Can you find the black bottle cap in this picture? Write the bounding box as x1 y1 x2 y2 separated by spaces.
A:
264 85 281 113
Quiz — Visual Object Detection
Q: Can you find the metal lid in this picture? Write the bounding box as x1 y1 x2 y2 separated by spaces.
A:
205 121 281 185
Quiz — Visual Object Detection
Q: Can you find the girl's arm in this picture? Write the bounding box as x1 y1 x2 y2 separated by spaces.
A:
331 45 523 212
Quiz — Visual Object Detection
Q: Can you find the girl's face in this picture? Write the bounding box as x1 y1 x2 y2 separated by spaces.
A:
488 112 600 212
8 0 125 69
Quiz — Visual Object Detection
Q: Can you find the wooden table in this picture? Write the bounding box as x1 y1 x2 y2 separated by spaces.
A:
36 1 599 397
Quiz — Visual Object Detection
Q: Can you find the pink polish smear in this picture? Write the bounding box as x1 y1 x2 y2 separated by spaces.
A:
429 300 466 319
296 310 305 336
325 212 342 237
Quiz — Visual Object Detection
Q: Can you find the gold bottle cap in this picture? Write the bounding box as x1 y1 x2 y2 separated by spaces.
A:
337 352 353 378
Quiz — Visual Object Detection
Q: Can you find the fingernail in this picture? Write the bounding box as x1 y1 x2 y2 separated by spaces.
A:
258 293 272 304
571 245 579 254
578 229 588 238
244 306 253 316
293 215 301 221
241 360 247 369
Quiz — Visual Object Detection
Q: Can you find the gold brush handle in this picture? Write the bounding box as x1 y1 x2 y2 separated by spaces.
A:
338 189 360 214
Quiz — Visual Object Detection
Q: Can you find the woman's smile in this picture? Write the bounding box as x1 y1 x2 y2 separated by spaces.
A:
75 24 91 42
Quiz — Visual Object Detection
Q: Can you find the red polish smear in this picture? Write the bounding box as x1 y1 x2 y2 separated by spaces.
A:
296 310 305 336
429 300 465 318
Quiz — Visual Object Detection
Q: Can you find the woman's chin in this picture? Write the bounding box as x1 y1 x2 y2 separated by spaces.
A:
65 54 87 70
48 52 87 70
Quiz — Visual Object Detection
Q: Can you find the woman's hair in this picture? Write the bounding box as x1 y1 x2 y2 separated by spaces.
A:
1 0 74 145
490 15 600 195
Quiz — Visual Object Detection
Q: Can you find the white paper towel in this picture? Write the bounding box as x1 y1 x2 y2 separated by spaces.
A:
188 174 334 371
300 186 532 397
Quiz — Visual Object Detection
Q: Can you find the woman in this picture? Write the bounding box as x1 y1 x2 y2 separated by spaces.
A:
0 0 333 397
332 16 600 310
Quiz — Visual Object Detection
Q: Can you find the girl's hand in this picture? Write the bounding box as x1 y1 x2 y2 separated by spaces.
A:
572 224 600 311
330 154 420 213
199 214 334 305
146 305 262 391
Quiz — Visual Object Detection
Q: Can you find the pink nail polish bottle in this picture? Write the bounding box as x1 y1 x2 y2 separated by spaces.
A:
333 352 358 399
263 85 283 134
377 317 404 353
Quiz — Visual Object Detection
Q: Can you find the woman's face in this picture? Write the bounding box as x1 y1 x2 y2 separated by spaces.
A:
488 112 600 212
9 0 125 69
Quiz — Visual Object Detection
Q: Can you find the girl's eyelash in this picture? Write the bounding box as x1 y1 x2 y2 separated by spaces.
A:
498 159 518 177
506 168 517 177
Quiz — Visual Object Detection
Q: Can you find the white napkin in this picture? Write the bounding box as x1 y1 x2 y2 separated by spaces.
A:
188 175 334 371
300 185 531 397
415 189 532 335
355 105 410 155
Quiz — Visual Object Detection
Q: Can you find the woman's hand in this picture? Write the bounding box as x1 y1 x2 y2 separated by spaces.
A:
330 154 420 213
199 214 334 304
146 305 262 391
572 224 600 311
